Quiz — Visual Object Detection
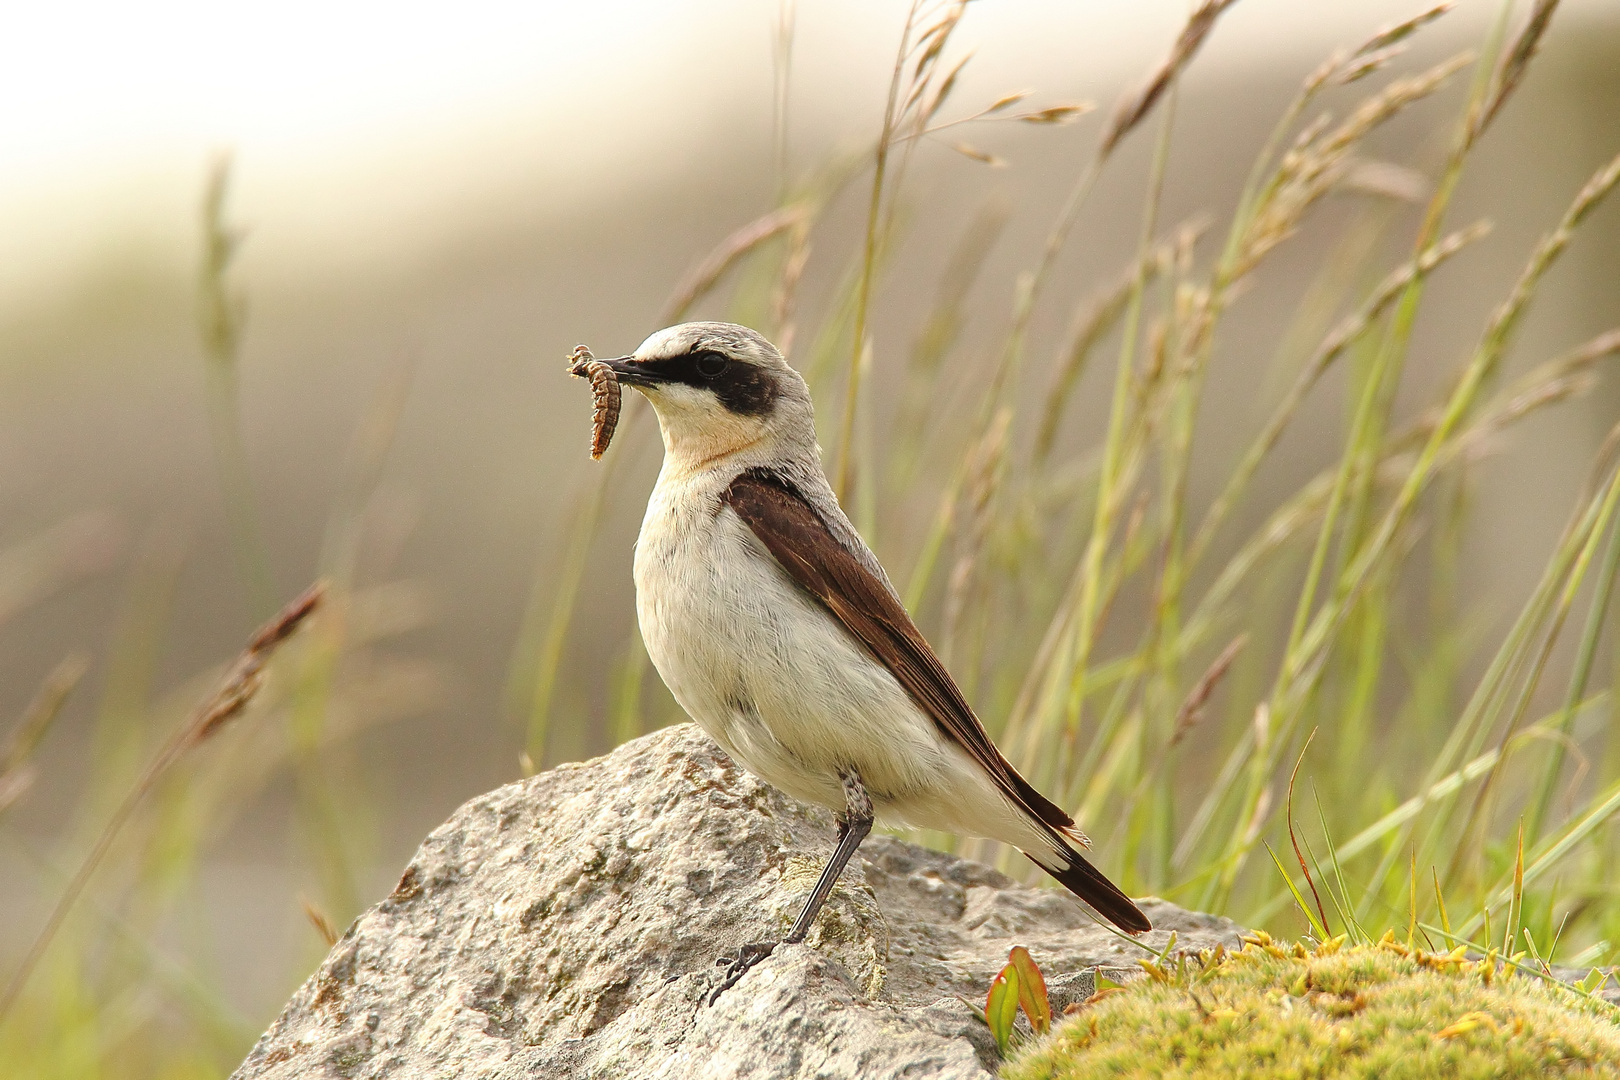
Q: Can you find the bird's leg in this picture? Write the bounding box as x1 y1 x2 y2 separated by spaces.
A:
708 769 874 1005
782 770 875 947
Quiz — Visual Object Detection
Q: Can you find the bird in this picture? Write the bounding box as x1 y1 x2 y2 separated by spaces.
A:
592 321 1149 1002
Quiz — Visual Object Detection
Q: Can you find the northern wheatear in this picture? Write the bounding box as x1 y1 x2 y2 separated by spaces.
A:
591 321 1148 1001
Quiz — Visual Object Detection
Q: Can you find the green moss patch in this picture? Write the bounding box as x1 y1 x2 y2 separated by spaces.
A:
1004 932 1620 1079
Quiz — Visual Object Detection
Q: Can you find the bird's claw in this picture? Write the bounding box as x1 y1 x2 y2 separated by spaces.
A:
707 941 777 1005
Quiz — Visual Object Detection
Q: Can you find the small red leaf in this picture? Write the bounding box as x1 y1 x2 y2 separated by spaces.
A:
1008 946 1052 1034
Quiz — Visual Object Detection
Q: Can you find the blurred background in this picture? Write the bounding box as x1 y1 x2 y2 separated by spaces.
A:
3 0 1620 1072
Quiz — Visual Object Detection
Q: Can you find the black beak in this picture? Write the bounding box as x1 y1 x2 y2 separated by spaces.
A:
602 356 670 388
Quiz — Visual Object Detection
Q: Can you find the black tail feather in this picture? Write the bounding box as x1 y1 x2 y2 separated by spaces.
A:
1025 847 1151 935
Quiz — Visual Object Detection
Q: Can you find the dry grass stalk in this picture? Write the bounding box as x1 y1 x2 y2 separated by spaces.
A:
1179 330 1606 727
197 154 278 619
1477 0 1560 137
302 895 340 948
1158 225 1221 387
1085 492 1155 684
949 141 1005 168
1237 52 1474 279
1134 320 1171 422
839 0 981 498
1293 54 1471 195
198 154 245 367
190 584 327 745
835 0 927 499
1362 2 1454 55
1259 159 1620 822
1161 220 1214 387
0 657 86 775
1036 221 1207 459
1285 112 1334 157
907 0 967 102
1335 43 1411 86
1313 220 1486 365
1299 2 1453 92
1171 634 1249 747
1000 0 1235 405
1020 104 1092 125
771 0 796 193
1104 10 1609 912
1268 332 1620 560
893 202 1009 486
1099 0 1241 158
1444 450 1620 876
1037 270 1156 458
1191 220 1491 563
1387 155 1620 479
1367 2 1458 50
1519 327 1620 390
1153 139 1503 893
1478 150 1620 382
0 582 326 1023
942 408 1012 663
907 93 1094 145
0 657 89 815
921 50 971 123
912 201 1009 378
0 513 122 628
1436 328 1620 464
1338 159 1430 202
770 219 813 358
660 204 810 324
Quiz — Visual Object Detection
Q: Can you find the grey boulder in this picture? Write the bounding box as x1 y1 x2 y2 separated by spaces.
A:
231 724 1244 1079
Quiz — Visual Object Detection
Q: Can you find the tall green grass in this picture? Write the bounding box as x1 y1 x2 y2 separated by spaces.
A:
4 1 1620 1076
525 0 1620 966
0 165 441 1076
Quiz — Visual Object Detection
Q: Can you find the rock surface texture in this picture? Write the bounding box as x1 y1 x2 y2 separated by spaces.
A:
231 724 1245 1080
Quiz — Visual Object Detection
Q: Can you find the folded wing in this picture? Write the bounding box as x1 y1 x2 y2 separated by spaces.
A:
722 467 1149 934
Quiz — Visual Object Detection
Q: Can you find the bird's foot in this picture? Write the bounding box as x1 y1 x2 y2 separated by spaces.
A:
707 941 778 1005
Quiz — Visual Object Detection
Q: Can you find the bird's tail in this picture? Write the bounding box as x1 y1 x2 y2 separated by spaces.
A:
1023 844 1151 935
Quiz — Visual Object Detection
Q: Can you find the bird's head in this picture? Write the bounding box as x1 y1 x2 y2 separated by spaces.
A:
603 322 817 475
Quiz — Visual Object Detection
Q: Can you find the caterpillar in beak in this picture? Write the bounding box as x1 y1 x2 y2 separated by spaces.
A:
567 345 621 460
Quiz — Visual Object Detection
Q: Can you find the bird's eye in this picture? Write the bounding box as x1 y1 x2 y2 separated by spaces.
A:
694 351 730 378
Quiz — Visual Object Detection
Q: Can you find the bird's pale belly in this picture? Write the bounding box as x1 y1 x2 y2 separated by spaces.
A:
634 492 966 819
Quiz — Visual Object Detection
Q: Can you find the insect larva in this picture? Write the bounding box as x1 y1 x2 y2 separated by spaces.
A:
585 363 621 460
566 345 621 460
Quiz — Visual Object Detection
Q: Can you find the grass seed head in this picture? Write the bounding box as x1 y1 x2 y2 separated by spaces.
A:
1099 0 1241 157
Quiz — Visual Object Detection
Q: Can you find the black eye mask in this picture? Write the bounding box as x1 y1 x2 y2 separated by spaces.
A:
651 350 780 417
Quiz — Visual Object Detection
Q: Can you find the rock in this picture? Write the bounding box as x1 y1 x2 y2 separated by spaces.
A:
231 724 1246 1080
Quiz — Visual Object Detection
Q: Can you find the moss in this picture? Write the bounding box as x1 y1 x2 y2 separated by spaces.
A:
1004 932 1620 1079
781 854 890 999
328 1042 367 1078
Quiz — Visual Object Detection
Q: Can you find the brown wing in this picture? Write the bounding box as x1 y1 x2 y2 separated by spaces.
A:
721 469 1077 839
722 469 1150 935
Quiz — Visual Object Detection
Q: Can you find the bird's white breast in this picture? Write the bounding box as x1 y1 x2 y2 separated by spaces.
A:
632 468 966 819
